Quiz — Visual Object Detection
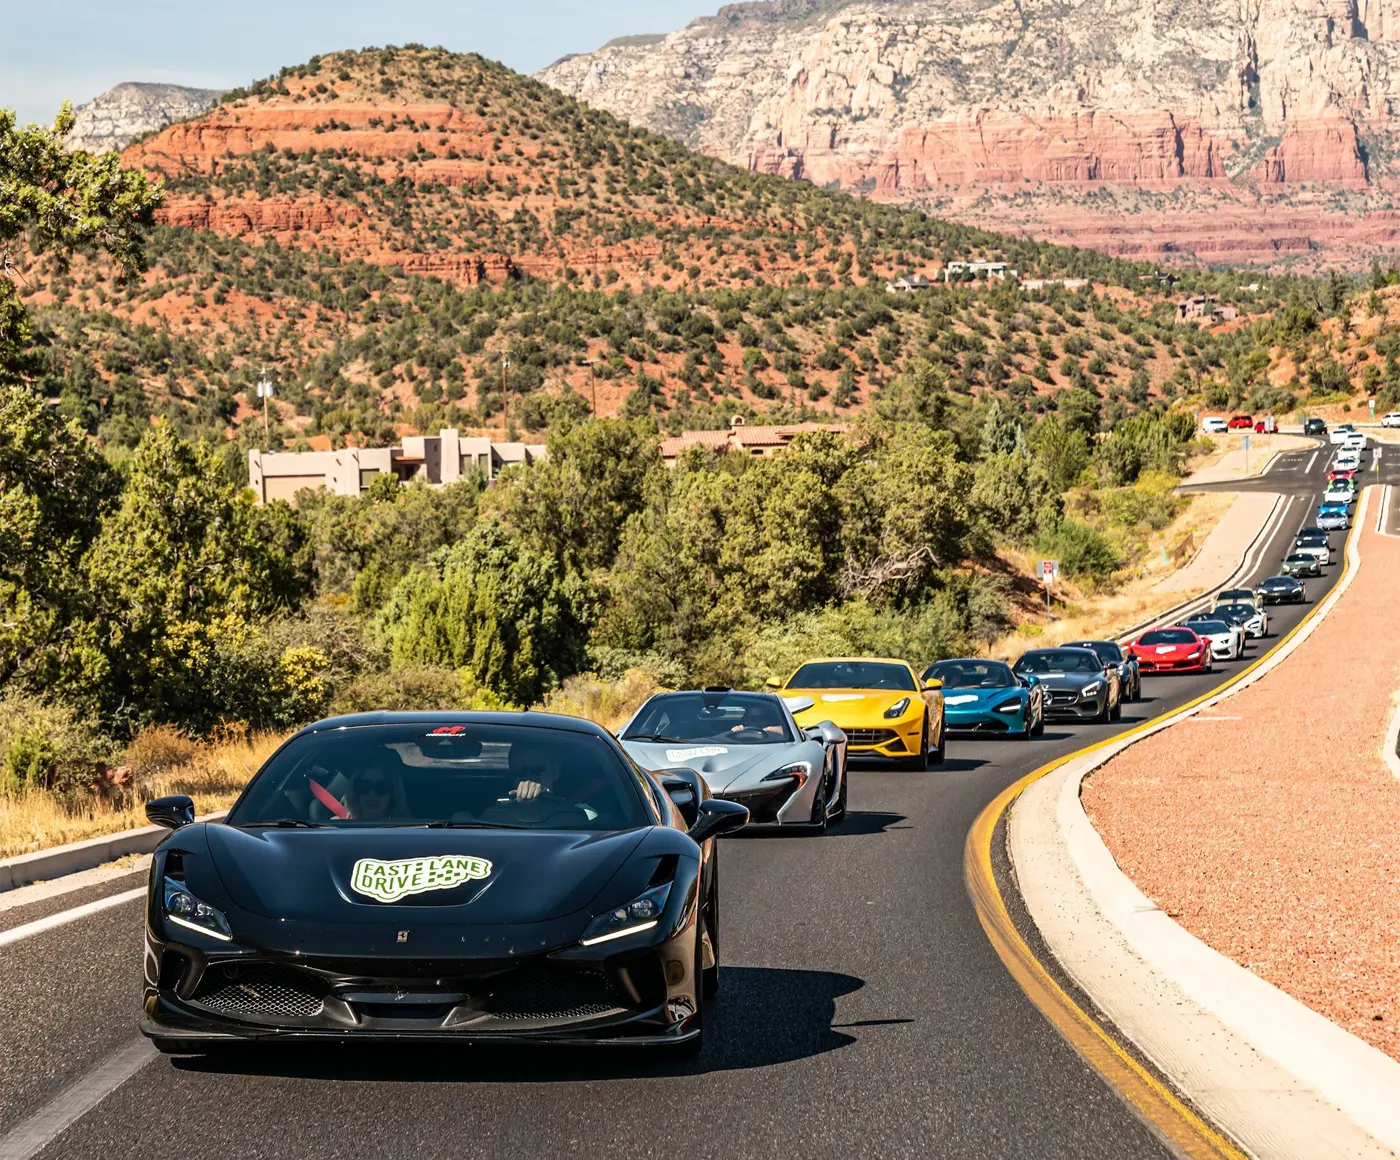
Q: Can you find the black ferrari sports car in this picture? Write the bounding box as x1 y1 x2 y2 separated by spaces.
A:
140 712 747 1057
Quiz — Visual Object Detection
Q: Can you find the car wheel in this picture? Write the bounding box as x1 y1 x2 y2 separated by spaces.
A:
662 933 706 1062
928 716 945 766
1109 696 1122 722
905 717 931 771
1095 696 1111 724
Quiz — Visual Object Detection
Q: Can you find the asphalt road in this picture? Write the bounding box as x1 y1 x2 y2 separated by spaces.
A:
2 439 1389 1160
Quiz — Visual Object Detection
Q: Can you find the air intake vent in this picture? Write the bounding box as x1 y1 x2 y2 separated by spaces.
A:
192 964 326 1019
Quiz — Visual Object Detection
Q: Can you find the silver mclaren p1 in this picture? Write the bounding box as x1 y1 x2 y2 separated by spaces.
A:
620 689 848 831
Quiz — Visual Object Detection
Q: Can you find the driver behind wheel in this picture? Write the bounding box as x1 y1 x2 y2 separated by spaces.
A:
727 701 784 737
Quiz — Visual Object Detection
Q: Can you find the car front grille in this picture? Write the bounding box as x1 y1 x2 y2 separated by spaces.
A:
1047 691 1081 705
845 728 896 746
192 963 326 1019
483 964 622 1023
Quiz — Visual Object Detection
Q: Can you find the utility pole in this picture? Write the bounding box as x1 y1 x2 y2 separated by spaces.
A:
256 374 274 449
501 355 511 437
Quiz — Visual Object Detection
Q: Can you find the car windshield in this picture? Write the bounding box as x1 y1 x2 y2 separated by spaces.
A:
1184 620 1228 634
1064 641 1123 663
1138 629 1197 645
788 661 916 691
1296 535 1326 545
1285 554 1312 563
925 660 1016 689
1219 589 1253 600
622 692 792 745
228 723 648 831
1013 650 1103 675
1261 577 1293 588
1214 604 1253 621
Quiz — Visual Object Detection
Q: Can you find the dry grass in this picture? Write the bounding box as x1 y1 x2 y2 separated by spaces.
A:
536 668 664 732
985 491 1240 660
0 729 287 859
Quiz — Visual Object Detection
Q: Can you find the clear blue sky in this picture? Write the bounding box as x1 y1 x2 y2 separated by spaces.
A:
1 0 709 126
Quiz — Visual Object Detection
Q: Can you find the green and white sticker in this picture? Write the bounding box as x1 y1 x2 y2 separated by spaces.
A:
351 855 493 904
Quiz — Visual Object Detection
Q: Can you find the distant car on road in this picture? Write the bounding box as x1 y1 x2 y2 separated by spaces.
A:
1329 424 1357 446
1254 416 1278 434
1212 601 1268 639
1323 482 1356 505
1326 467 1357 483
1317 503 1351 531
1062 639 1142 702
923 658 1044 740
1303 417 1328 436
1281 552 1322 579
1227 414 1254 430
1201 416 1229 434
1214 587 1263 611
1011 648 1122 723
1342 432 1368 452
1178 616 1245 661
1257 575 1308 604
1127 627 1211 674
1292 531 1331 566
1383 412 1400 428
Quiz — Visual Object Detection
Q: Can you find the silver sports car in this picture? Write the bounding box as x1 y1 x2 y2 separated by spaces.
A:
620 689 848 831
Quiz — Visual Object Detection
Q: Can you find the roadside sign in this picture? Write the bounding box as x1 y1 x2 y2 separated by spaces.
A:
1241 433 1251 451
1370 398 1376 420
1039 559 1059 582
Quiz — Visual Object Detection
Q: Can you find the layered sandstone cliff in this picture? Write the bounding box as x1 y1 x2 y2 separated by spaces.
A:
539 0 1398 200
67 82 224 154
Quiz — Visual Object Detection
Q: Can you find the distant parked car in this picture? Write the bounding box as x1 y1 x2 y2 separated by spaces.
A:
1228 414 1255 430
1303 417 1328 436
1201 416 1229 434
1329 424 1357 446
1383 412 1400 428
1254 416 1278 433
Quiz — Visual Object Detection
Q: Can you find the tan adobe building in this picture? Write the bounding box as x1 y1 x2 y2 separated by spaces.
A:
248 429 545 504
659 418 846 465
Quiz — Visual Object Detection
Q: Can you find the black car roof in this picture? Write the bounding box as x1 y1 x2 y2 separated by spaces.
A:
289 710 614 741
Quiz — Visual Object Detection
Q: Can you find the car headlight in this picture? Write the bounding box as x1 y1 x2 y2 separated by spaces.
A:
1187 647 1202 658
992 698 1024 714
884 697 912 719
163 877 233 942
1079 681 1104 698
763 761 811 784
580 882 671 947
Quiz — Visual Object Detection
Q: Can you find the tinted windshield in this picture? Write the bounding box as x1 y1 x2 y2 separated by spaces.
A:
1013 650 1103 675
1214 604 1254 621
1065 641 1122 663
788 661 916 691
229 723 647 831
623 692 792 745
1184 620 1228 634
1284 554 1313 563
1261 577 1294 588
1138 629 1197 645
925 660 1016 689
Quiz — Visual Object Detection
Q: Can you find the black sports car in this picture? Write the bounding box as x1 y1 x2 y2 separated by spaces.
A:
140 712 747 1058
1063 640 1141 702
1256 575 1307 604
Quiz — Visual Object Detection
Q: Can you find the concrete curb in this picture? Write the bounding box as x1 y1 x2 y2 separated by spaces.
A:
1011 487 1400 1158
0 811 227 894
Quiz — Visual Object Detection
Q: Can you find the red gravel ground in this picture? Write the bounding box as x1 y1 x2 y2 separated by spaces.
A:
1082 505 1400 1060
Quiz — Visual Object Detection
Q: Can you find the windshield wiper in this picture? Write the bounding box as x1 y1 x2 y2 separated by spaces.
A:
242 819 329 829
621 732 686 744
419 820 529 830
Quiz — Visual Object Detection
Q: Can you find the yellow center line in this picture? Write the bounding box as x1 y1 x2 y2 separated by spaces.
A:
962 493 1368 1158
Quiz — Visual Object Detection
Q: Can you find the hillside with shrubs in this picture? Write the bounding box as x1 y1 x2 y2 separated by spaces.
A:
0 48 1396 846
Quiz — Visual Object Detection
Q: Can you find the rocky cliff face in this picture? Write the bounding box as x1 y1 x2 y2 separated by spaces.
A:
67 82 224 154
539 0 1400 267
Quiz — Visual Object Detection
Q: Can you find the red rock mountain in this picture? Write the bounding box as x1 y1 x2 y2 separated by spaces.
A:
539 0 1400 270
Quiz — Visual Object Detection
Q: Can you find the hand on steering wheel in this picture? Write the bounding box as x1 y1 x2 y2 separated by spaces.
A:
510 779 545 801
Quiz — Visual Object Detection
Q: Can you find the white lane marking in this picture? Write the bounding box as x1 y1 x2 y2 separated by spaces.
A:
1304 450 1318 475
0 1040 156 1160
0 887 144 949
0 859 149 915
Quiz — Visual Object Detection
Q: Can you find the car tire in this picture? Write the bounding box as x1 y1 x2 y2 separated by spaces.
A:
702 873 720 998
928 717 945 766
1109 697 1122 722
905 718 931 771
1094 697 1111 724
661 933 706 1062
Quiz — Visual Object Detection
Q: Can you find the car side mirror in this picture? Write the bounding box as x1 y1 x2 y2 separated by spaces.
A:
764 676 782 690
782 695 815 715
1020 673 1038 687
147 795 195 831
688 798 749 844
923 677 942 691
803 720 845 744
654 768 705 830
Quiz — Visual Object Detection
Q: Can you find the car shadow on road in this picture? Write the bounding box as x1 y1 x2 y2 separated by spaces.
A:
170 967 868 1082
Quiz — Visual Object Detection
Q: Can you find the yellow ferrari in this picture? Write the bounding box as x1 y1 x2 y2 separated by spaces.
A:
767 657 945 769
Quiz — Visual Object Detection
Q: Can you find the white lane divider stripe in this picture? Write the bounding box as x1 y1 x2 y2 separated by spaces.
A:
1304 450 1318 475
0 887 144 949
0 1040 155 1160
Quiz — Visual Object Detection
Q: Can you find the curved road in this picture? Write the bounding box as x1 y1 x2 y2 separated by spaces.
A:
1 441 1390 1160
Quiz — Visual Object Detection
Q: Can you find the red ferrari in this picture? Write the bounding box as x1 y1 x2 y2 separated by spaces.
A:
1327 468 1357 483
1128 627 1211 674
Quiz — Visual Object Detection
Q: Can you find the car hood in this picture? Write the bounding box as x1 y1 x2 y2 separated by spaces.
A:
1015 670 1101 689
786 688 919 726
1133 641 1199 655
205 823 647 925
620 740 798 790
941 686 1024 709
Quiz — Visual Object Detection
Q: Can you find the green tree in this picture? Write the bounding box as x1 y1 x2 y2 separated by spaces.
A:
375 520 590 704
